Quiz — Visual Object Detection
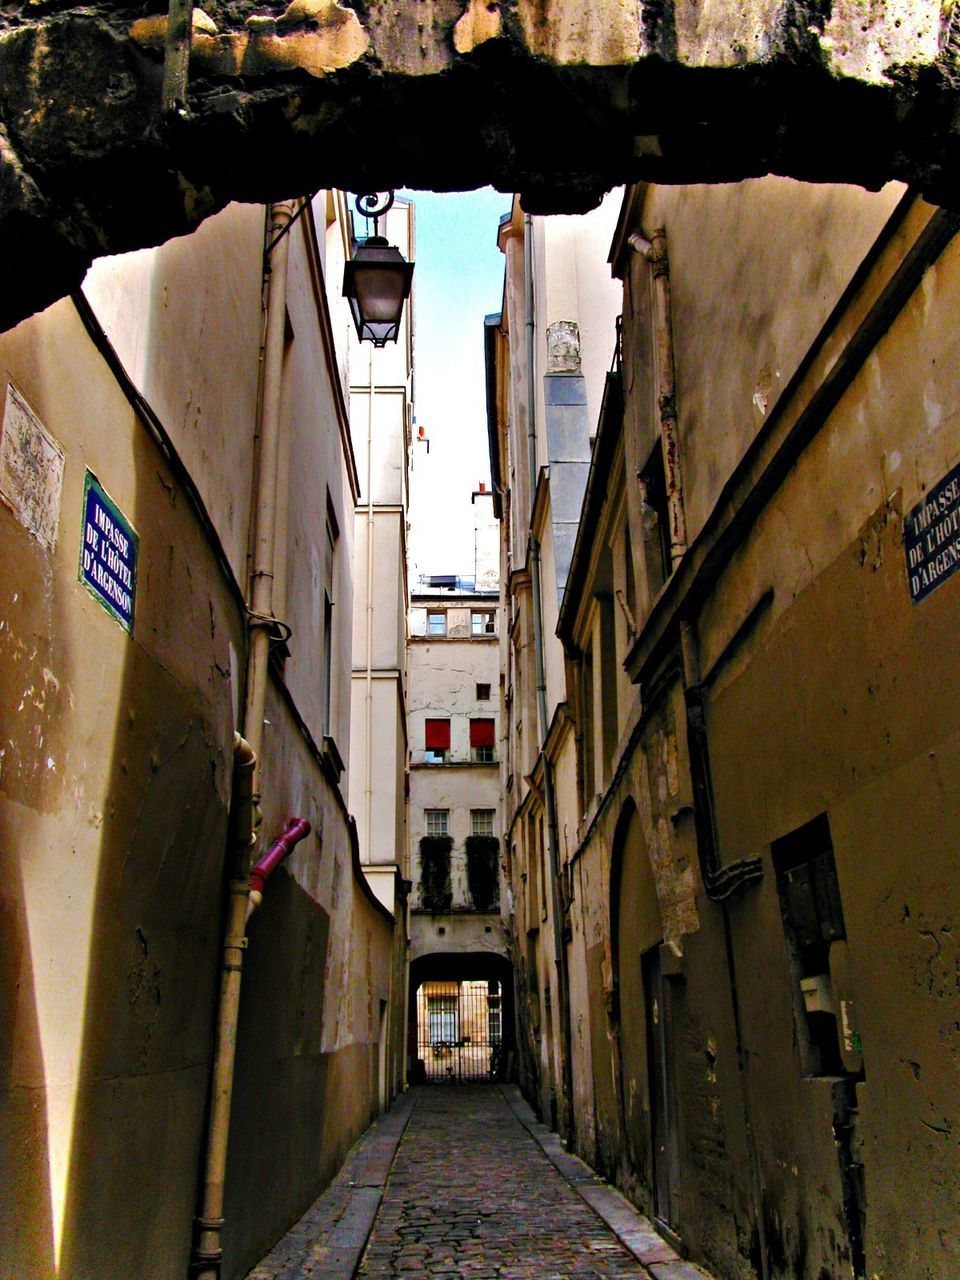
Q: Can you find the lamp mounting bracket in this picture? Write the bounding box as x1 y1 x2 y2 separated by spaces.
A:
355 191 395 237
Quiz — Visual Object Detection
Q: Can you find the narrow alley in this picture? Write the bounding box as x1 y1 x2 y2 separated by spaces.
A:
248 1085 707 1280
5 12 960 1271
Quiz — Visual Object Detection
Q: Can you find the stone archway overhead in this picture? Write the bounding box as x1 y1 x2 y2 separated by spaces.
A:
2 0 959 327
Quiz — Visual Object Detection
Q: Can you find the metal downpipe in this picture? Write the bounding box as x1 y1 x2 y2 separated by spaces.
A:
364 343 375 860
192 200 294 1280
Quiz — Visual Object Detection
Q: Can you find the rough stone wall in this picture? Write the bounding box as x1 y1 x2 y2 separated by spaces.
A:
4 0 960 330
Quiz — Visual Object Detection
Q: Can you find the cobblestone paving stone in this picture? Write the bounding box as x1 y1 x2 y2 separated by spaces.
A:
356 1084 653 1280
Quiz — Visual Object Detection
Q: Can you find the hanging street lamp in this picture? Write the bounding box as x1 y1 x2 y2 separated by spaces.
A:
342 192 415 347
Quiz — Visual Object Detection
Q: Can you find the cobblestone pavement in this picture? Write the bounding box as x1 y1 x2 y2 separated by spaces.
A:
356 1084 652 1279
247 1084 711 1280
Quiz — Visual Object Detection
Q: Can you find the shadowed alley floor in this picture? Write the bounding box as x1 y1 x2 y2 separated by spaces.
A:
247 1084 712 1280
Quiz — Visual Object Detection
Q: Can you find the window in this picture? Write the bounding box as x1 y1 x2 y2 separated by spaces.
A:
428 611 446 636
622 520 637 631
471 808 495 836
472 611 495 636
578 646 595 810
640 438 671 596
773 815 850 1079
425 809 449 836
424 717 450 764
470 717 496 763
476 682 491 701
488 980 502 1045
428 995 458 1046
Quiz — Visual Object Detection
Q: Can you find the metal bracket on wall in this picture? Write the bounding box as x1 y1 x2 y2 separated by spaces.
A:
706 857 764 902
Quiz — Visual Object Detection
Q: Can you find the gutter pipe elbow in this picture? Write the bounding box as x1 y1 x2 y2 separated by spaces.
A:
627 231 653 259
248 816 312 906
231 733 259 855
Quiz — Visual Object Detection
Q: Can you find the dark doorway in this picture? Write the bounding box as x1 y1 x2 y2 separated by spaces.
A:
643 944 680 1234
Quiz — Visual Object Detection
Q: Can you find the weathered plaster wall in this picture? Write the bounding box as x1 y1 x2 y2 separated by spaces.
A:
623 178 907 547
226 685 394 1278
409 911 509 965
4 0 960 331
352 510 407 671
699 206 960 1279
0 196 399 1279
349 670 406 865
408 629 500 766
80 203 263 579
567 185 960 1280
0 294 238 1280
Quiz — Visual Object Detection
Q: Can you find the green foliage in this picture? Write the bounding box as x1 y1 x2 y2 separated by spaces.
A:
419 835 453 912
465 835 500 911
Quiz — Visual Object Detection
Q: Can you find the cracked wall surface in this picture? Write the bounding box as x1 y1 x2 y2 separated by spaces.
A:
3 0 960 329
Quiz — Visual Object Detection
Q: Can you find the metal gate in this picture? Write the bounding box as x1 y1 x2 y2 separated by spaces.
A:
416 979 503 1081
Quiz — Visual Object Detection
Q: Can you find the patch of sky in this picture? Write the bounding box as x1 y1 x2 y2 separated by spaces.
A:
401 188 512 585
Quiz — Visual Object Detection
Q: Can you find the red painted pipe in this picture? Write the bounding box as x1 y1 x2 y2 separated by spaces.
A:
249 817 311 895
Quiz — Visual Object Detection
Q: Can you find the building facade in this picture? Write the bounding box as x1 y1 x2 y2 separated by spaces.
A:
0 195 405 1279
407 584 512 1081
345 195 416 1098
487 193 623 1129
489 182 960 1279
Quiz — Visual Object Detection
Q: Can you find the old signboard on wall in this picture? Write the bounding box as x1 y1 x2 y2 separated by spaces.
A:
79 470 138 633
904 461 960 604
0 381 65 549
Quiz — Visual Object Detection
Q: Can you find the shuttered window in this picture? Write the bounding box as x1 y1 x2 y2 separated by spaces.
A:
425 719 451 750
469 719 495 747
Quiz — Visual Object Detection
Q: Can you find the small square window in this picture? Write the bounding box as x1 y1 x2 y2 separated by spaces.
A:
472 611 496 636
471 809 495 836
476 683 491 701
425 809 449 836
473 745 495 763
428 612 447 636
424 749 447 765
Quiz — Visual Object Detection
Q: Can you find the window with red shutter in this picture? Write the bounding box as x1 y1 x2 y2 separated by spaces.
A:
470 718 496 761
424 718 450 763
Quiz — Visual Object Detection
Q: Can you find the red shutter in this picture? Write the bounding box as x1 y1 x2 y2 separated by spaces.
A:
470 718 495 748
425 718 450 750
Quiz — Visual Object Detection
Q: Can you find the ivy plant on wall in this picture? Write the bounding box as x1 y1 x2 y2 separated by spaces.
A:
465 835 500 911
419 835 453 912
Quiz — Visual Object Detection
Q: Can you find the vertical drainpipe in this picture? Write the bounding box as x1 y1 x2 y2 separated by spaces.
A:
524 214 574 1140
364 344 376 862
192 200 295 1280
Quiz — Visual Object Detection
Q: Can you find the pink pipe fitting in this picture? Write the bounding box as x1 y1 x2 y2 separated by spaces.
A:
249 817 311 896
